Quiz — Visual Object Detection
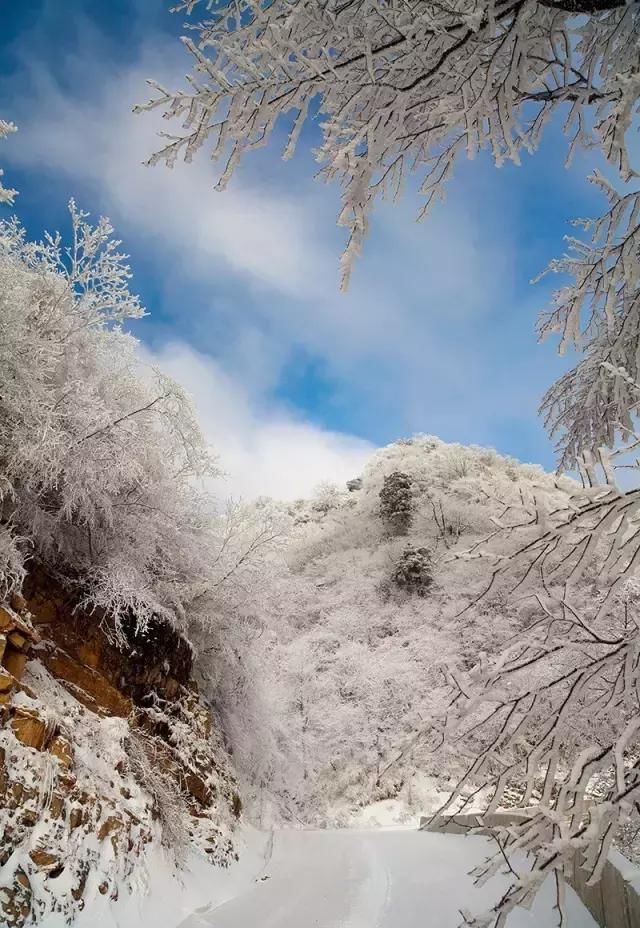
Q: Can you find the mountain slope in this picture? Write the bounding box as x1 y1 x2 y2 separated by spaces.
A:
209 435 577 825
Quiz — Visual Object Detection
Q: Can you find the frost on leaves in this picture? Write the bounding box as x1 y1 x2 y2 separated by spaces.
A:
432 480 640 924
539 175 640 471
392 545 433 596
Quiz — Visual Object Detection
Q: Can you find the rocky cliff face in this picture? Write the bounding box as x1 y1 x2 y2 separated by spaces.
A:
0 567 239 927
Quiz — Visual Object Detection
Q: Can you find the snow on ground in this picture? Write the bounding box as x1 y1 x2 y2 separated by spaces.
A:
179 829 597 928
331 773 489 830
39 827 270 928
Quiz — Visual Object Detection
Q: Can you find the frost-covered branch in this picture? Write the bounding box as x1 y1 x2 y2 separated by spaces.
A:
538 175 640 470
141 0 638 286
434 482 640 924
0 119 17 206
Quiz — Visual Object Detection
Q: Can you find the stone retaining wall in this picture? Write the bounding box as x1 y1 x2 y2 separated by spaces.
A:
420 812 640 928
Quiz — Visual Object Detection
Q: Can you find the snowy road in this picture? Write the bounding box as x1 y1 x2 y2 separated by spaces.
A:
179 829 597 928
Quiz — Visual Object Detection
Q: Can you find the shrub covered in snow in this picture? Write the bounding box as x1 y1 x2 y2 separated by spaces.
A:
391 546 433 597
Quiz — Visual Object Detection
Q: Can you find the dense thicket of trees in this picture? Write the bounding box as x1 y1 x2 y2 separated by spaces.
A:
213 438 573 820
0 203 282 643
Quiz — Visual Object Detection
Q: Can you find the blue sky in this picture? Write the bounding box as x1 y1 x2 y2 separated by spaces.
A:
0 0 611 497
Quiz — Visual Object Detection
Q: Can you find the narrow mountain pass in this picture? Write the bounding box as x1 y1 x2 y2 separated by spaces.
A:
179 829 597 928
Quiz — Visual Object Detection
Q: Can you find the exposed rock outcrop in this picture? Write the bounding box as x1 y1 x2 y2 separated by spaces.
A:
22 566 192 711
0 566 239 927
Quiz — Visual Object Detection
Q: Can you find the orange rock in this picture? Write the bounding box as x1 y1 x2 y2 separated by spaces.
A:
29 848 59 870
0 670 13 693
49 736 73 769
0 608 38 642
20 588 61 626
7 631 28 652
42 649 131 718
164 677 180 699
98 815 122 842
48 793 64 820
9 781 23 802
4 651 28 681
184 771 212 806
71 869 87 901
1 868 32 928
11 708 48 750
69 807 83 830
76 641 101 670
15 681 36 699
0 606 13 631
0 634 6 664
9 592 27 613
19 807 38 828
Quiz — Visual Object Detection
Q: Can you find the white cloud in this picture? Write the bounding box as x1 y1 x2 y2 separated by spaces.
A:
2 24 558 470
146 341 374 499
6 46 326 297
4 36 513 340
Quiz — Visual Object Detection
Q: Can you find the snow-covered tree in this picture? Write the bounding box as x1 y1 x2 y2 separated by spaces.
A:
379 471 413 535
136 4 640 913
202 435 640 923
0 119 17 205
391 545 433 596
217 437 577 826
539 175 640 473
423 476 640 924
0 203 281 644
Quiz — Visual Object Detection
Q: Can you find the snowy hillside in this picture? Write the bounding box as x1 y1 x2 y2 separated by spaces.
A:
208 436 579 826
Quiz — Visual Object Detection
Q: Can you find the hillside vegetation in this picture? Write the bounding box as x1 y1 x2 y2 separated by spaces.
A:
211 436 580 825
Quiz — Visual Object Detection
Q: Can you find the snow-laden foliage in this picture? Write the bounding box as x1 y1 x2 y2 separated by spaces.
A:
379 471 413 536
207 436 577 825
428 478 640 924
390 545 433 597
141 0 637 285
539 174 640 471
0 205 283 642
140 10 640 913
0 119 17 206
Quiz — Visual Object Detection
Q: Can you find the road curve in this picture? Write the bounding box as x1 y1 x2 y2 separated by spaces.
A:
179 829 596 928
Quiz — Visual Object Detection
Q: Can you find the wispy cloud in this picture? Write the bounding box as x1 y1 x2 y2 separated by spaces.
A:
1 15 570 489
145 341 374 499
6 45 325 296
